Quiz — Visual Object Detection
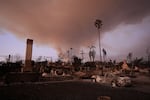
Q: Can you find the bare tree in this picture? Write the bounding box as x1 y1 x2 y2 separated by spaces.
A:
88 45 96 62
5 54 11 62
102 48 107 62
14 54 21 62
36 56 42 62
127 52 132 64
80 50 85 61
127 52 135 76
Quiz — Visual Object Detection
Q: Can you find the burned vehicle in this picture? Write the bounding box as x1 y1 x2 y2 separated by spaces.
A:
91 72 132 87
116 76 131 87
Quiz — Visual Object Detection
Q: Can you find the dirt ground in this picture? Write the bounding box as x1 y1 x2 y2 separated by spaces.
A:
0 81 150 100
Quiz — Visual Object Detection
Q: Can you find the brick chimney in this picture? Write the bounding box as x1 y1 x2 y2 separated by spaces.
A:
24 39 33 72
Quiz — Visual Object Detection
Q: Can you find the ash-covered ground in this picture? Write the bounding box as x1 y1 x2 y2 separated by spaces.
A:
0 81 150 100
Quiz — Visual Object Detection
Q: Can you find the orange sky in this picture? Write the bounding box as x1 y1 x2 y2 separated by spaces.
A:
0 0 150 61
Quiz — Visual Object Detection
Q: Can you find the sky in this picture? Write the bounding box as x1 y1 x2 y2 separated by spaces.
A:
0 0 150 62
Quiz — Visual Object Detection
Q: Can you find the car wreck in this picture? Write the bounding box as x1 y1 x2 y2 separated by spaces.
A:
91 72 132 87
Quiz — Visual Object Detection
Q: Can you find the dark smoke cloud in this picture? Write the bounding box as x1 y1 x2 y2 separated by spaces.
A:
0 0 150 55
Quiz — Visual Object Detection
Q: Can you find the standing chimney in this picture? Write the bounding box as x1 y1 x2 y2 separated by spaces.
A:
24 39 33 72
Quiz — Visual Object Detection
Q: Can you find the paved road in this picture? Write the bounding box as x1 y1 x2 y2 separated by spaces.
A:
131 73 150 94
0 81 150 100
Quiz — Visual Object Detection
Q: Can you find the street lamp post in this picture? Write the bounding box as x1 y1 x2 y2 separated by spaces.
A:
95 19 103 75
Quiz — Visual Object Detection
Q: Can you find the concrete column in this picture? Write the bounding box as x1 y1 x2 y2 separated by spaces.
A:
24 39 33 72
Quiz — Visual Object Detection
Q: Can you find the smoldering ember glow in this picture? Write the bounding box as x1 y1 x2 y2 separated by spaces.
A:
0 0 150 59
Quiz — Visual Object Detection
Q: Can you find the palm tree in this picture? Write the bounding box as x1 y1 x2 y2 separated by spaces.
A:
95 19 103 62
94 19 103 75
95 19 102 29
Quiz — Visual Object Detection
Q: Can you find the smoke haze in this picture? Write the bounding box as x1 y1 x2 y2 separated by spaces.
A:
0 0 150 59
